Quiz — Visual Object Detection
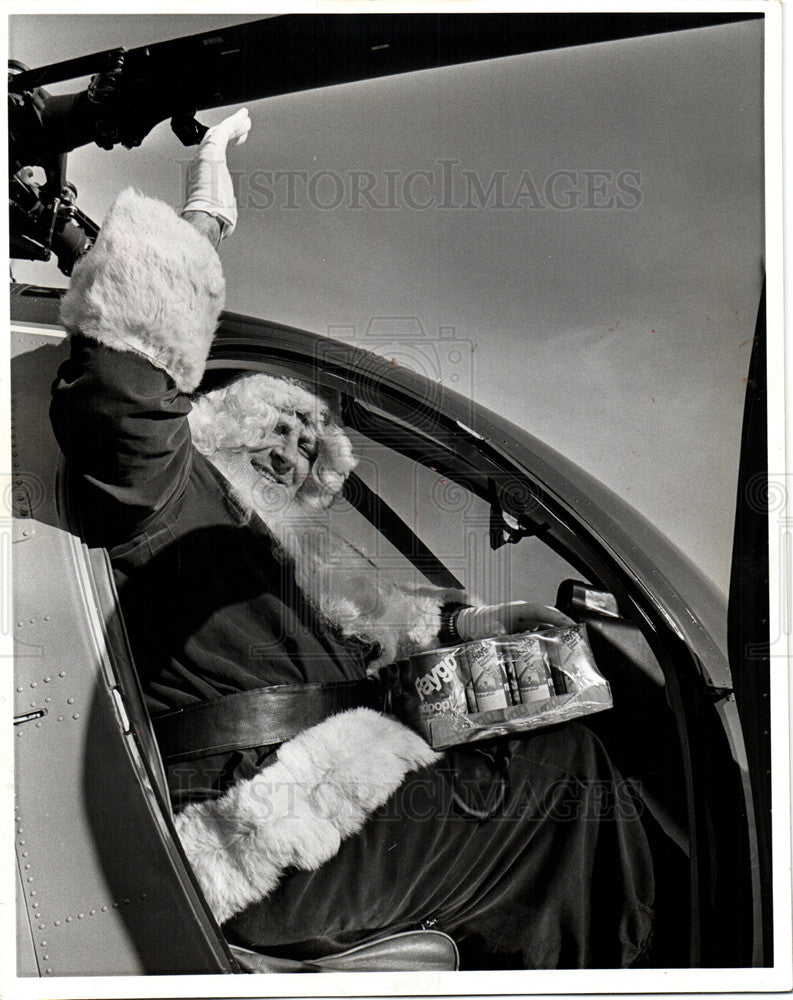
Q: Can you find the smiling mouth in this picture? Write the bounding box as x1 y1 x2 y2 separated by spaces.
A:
256 469 283 485
251 460 289 487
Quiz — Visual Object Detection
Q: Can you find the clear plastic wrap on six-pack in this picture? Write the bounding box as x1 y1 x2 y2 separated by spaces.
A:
386 624 612 749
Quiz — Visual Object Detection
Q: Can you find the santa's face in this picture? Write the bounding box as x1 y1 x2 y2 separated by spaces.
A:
247 413 317 493
213 412 318 517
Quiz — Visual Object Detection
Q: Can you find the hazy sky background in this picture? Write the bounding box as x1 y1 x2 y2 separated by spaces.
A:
9 14 765 593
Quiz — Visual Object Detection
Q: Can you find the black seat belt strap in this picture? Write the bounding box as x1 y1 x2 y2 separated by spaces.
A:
343 470 463 590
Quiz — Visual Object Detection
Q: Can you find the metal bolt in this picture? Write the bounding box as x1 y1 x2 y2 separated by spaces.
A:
66 917 72 923
101 906 108 912
44 616 50 621
30 681 37 688
73 714 80 720
67 698 75 705
77 913 84 919
89 909 96 915
59 671 66 677
54 921 60 926
57 716 63 722
43 677 51 683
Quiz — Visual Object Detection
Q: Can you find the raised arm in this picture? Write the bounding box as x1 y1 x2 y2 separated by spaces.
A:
50 110 250 545
180 107 251 247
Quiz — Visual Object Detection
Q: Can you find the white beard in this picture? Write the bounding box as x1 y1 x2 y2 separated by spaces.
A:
209 450 469 672
209 448 300 530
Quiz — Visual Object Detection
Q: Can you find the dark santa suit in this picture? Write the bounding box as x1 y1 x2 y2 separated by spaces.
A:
50 187 654 968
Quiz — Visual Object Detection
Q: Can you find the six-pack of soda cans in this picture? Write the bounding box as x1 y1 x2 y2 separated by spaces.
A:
386 624 612 748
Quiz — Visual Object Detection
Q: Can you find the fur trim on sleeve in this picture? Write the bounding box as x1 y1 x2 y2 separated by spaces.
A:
59 187 225 392
315 551 470 670
174 708 441 925
280 520 472 671
351 584 471 672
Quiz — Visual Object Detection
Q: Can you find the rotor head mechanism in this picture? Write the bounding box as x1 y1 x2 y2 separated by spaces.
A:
9 47 210 275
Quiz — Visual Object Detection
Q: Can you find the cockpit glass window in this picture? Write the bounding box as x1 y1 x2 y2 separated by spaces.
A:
328 426 589 606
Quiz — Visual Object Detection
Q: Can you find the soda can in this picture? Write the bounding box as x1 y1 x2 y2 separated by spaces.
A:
498 643 521 705
545 642 569 694
463 678 478 713
511 634 555 703
388 658 413 702
409 647 469 719
547 625 590 694
464 640 511 712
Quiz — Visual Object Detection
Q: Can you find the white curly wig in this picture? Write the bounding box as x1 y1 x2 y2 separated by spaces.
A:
188 373 356 507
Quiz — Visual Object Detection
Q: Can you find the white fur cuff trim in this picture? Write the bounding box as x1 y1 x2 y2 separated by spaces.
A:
59 187 225 393
174 708 441 925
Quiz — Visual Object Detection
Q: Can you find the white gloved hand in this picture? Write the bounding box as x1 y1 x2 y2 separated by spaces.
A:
181 107 251 239
455 601 574 642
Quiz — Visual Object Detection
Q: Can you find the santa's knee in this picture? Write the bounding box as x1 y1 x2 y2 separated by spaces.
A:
501 722 634 822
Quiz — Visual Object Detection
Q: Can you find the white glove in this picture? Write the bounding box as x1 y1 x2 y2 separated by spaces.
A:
181 107 251 239
455 601 574 642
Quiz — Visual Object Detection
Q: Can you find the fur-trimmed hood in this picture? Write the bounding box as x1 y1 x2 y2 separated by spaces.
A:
175 708 441 924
